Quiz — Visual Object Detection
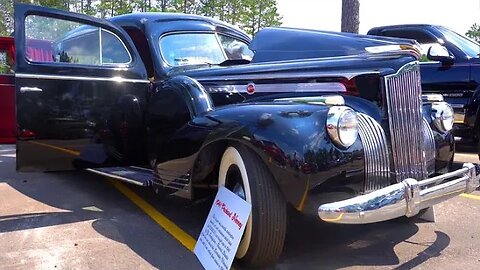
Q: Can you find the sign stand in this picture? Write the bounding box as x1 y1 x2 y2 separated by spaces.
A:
194 186 252 270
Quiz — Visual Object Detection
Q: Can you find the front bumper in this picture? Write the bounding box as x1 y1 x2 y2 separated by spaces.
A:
318 163 480 224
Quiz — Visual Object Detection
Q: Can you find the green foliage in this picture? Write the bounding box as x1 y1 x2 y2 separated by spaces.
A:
0 51 12 74
0 0 14 36
199 0 282 35
0 0 282 37
242 0 282 35
25 14 79 40
466 23 480 42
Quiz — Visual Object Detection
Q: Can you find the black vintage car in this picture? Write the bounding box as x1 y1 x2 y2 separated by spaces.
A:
367 25 480 149
14 4 480 268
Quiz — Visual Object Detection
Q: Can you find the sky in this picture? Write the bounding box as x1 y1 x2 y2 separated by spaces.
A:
277 0 480 36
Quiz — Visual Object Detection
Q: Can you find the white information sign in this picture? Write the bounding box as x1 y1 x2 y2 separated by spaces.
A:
194 186 252 270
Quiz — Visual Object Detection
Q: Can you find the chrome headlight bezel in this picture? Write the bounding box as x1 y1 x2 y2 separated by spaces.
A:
326 106 359 148
431 102 454 133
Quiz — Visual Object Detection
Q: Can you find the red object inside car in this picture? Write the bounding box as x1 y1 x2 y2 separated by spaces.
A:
0 37 53 143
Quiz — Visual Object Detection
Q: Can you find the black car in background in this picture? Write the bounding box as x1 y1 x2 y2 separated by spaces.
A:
368 25 480 149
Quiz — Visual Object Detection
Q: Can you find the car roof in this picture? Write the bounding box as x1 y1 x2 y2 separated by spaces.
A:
109 12 250 42
110 12 225 24
370 24 437 30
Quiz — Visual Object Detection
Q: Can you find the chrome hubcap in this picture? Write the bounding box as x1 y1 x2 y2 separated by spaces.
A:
232 182 246 200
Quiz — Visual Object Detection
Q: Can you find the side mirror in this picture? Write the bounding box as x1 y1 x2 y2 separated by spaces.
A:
427 44 455 64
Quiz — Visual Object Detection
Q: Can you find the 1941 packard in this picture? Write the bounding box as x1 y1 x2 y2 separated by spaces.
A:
14 4 480 268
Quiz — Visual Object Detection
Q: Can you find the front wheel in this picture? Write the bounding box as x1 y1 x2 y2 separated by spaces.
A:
218 145 287 268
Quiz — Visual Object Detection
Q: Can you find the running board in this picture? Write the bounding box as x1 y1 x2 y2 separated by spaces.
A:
86 166 191 193
86 166 154 186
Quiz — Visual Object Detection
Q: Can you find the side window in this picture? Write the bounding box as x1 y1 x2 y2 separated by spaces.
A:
381 29 437 44
101 29 131 64
218 35 253 61
381 29 440 62
0 51 14 74
25 15 130 66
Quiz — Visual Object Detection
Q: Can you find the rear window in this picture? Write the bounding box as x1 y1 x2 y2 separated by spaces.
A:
159 32 253 66
160 33 226 66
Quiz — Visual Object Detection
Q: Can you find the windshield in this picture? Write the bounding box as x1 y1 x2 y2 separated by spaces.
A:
159 32 253 67
437 26 480 58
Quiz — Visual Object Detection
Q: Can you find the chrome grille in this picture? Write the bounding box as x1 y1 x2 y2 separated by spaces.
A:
423 118 436 175
385 62 429 181
358 113 391 193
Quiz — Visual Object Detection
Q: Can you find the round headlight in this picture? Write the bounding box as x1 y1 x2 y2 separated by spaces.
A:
326 106 359 148
431 102 454 133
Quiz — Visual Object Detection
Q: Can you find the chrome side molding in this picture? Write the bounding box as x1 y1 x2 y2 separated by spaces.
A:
422 94 444 102
20 86 43 93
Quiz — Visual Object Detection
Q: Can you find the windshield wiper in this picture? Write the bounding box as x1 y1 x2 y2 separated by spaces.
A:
217 59 251 66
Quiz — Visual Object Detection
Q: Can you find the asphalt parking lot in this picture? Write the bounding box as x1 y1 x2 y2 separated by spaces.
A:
1 142 480 270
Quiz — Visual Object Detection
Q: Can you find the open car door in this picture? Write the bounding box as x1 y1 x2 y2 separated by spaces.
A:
15 4 149 171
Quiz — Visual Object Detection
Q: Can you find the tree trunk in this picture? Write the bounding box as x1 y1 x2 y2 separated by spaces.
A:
161 0 166 11
341 0 360 33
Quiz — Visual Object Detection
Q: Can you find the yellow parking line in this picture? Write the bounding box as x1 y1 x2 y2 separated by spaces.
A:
460 193 480 201
27 141 198 252
108 179 197 251
28 141 80 156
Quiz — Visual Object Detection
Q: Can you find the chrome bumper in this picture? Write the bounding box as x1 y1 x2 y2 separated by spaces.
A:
318 163 480 224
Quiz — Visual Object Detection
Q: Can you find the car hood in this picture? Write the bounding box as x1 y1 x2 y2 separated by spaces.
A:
249 27 419 63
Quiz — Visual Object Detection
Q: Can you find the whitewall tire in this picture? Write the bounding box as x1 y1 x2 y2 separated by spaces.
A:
218 145 286 268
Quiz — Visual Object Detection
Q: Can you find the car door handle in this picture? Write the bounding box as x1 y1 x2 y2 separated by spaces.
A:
20 87 43 93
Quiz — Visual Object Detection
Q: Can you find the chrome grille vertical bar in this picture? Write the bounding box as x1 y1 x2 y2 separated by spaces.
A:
358 113 391 193
423 119 436 175
385 62 429 182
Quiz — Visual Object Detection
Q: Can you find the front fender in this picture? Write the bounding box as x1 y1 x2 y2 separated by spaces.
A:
197 102 365 209
422 103 455 171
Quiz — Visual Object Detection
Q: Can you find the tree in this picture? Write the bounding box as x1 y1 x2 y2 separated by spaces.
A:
239 0 282 36
466 23 480 42
341 0 359 33
197 0 282 36
169 0 197 13
0 0 282 36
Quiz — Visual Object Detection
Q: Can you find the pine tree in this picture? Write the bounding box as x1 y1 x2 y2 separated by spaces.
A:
239 0 282 36
466 23 480 43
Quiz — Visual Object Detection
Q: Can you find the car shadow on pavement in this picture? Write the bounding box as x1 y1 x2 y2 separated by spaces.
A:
237 210 449 270
0 144 452 270
456 139 476 153
393 231 449 270
0 147 201 269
